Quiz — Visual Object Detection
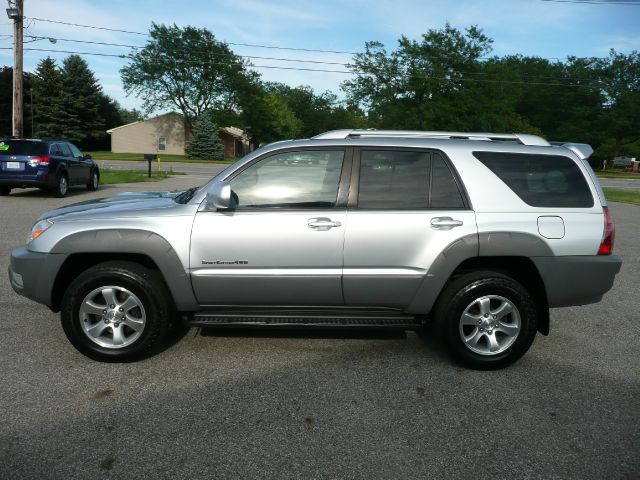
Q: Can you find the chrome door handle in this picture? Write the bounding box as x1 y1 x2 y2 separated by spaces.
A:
308 217 342 229
431 217 463 229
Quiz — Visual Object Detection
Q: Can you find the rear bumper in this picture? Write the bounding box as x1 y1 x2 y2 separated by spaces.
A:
8 246 67 307
532 255 622 307
0 172 52 188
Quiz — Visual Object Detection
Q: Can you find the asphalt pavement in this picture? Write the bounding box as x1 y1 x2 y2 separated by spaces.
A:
598 178 640 191
0 178 638 480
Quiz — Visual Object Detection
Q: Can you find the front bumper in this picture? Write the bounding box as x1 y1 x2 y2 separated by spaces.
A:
8 246 67 307
532 255 622 308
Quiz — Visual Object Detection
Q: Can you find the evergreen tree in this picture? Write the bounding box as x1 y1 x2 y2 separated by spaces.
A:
60 55 105 145
185 116 225 160
32 57 64 138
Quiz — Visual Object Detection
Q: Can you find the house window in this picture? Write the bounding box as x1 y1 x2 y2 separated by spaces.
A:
158 137 166 152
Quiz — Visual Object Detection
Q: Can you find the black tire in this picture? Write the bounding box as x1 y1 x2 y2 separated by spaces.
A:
60 261 171 362
0 186 10 196
52 172 68 198
433 271 538 370
87 169 99 191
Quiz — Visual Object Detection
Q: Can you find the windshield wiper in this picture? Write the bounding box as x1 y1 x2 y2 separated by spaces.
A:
174 187 198 204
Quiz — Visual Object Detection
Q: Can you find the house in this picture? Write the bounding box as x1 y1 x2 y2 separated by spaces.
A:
106 112 253 158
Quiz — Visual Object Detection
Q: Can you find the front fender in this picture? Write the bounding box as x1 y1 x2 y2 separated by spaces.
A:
50 229 199 311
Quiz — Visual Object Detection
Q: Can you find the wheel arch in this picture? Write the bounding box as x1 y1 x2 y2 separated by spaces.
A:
407 232 551 336
49 229 199 312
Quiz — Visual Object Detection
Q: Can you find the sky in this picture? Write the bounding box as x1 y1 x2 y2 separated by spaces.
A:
1 0 639 113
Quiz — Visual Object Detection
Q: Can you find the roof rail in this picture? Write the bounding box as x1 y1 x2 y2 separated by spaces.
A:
312 129 551 147
550 142 593 160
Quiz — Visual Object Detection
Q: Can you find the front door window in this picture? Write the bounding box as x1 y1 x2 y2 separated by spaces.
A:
230 150 344 209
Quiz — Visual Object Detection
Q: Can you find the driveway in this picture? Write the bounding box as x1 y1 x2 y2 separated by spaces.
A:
0 178 638 479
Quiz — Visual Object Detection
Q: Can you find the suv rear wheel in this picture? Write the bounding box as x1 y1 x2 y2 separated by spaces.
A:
60 261 171 362
434 271 538 369
0 186 10 196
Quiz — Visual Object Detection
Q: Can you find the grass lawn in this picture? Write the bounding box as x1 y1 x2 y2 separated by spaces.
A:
88 151 237 164
596 169 640 180
603 188 640 206
100 169 176 184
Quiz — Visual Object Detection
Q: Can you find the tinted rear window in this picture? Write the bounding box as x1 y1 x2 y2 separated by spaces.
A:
473 151 594 208
0 140 48 156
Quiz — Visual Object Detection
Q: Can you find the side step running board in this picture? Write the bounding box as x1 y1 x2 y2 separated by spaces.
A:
188 308 423 329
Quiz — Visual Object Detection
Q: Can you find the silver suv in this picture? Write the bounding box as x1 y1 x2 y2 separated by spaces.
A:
8 130 622 368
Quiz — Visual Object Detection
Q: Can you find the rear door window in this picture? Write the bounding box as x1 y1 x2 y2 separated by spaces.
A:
473 151 594 208
431 154 465 208
357 150 466 209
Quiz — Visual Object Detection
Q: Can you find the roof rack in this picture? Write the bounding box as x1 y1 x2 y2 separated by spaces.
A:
312 129 551 147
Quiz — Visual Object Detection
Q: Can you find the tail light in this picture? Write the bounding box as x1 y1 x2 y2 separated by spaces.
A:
31 156 50 166
598 206 615 255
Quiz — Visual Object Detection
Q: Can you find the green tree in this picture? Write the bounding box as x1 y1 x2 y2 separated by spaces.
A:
32 57 63 138
264 83 366 137
597 50 640 158
185 116 225 160
118 107 144 124
121 23 256 133
234 83 302 144
342 24 523 131
0 66 34 137
59 55 105 145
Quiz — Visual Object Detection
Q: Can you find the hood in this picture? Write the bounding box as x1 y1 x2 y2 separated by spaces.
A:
38 191 184 222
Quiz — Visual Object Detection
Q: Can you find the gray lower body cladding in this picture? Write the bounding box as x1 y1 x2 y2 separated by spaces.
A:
532 255 622 307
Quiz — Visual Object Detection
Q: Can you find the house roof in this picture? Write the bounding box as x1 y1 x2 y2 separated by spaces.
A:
106 112 183 134
221 126 247 138
106 112 248 138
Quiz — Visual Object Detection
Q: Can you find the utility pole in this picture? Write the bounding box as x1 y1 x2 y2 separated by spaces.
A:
7 0 23 138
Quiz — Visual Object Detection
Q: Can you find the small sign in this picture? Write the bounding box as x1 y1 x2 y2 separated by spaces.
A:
6 162 21 169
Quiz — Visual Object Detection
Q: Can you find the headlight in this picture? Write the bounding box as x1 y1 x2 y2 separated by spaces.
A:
28 219 54 243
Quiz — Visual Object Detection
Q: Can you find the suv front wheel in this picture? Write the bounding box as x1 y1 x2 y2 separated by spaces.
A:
60 261 171 362
434 271 538 369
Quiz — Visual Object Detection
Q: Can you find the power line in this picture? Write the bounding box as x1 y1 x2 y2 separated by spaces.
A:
22 15 621 64
24 17 148 36
22 35 353 66
0 46 608 88
19 33 609 84
24 16 361 56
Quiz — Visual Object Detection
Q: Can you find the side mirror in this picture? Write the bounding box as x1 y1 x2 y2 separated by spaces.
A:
84 154 92 160
206 181 232 210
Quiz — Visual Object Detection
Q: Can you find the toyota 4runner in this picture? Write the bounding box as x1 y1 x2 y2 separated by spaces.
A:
8 130 622 368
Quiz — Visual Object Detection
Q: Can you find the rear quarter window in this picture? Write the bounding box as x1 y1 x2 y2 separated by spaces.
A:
473 151 594 208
